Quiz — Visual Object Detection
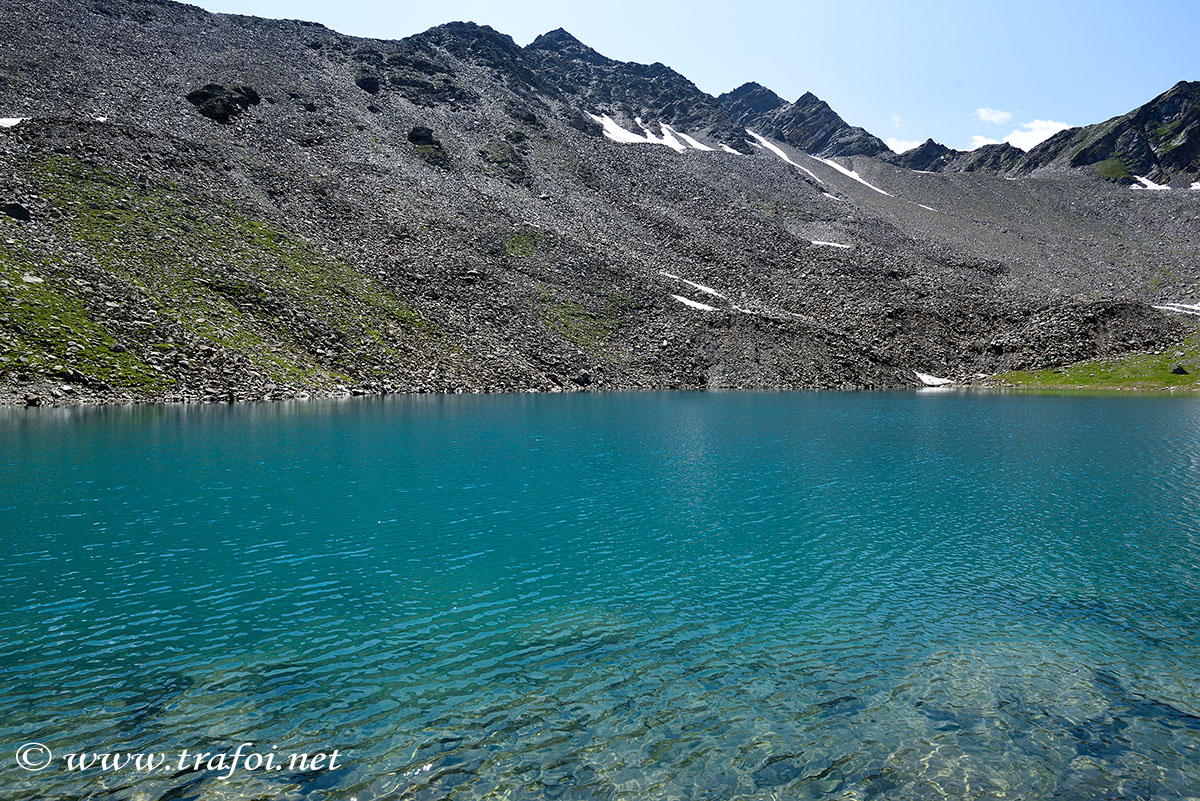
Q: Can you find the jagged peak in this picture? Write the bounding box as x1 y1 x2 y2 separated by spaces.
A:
529 28 584 49
526 26 610 66
724 81 778 99
894 138 952 157
718 82 786 120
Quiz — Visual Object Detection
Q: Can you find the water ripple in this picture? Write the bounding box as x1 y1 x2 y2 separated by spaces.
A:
1 392 1199 799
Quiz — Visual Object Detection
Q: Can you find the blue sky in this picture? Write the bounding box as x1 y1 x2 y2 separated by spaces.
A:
195 0 1198 153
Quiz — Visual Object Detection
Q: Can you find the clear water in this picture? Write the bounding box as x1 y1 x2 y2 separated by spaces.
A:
2 392 1199 801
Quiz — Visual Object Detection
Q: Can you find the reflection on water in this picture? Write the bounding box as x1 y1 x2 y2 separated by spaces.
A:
1 392 1199 799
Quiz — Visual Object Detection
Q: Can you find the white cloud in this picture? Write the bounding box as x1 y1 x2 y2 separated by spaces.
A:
891 114 902 129
886 138 922 154
967 120 1073 152
975 107 1013 124
969 135 1001 149
1003 119 1072 151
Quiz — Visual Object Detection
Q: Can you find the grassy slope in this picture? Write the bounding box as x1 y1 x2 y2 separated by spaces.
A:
1 155 438 395
990 329 1200 390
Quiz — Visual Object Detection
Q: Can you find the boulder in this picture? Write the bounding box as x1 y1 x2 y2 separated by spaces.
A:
185 84 261 123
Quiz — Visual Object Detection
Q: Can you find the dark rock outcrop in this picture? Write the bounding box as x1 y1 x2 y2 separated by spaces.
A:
408 126 450 166
185 83 260 123
955 142 1025 172
717 82 786 124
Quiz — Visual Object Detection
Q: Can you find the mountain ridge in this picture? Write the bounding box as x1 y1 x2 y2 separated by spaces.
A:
717 83 891 158
890 80 1200 186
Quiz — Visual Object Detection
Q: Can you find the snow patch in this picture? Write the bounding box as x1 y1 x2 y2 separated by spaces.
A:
1133 176 1170 191
639 117 687 152
1154 303 1200 317
660 271 726 299
918 204 940 212
665 124 713 151
588 113 712 154
21 274 44 284
822 192 842 201
93 116 109 123
810 155 891 196
1192 182 1200 190
810 240 851 249
671 294 717 312
914 371 953 386
0 117 27 128
589 113 650 145
746 130 822 182
590 113 720 154
719 144 741 155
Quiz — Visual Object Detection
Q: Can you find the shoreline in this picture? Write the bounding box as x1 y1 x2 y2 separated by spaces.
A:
6 380 1200 409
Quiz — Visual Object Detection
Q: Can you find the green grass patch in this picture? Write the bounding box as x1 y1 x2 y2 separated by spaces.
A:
1095 159 1130 181
994 333 1200 390
0 242 167 390
504 231 543 258
1155 122 1180 141
537 289 633 352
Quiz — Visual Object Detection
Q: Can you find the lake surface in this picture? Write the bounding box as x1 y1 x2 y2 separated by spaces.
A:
2 392 1199 800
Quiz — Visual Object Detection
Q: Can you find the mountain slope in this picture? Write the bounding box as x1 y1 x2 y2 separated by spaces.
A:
1017 80 1200 185
0 0 1192 405
892 81 1200 186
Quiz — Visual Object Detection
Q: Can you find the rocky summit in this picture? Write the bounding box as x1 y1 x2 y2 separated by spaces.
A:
0 0 1198 405
718 84 891 158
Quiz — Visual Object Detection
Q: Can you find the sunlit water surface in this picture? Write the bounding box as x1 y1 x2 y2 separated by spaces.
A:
2 392 1199 800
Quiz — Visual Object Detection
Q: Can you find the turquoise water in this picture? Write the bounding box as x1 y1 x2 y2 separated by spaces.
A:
2 392 1199 800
